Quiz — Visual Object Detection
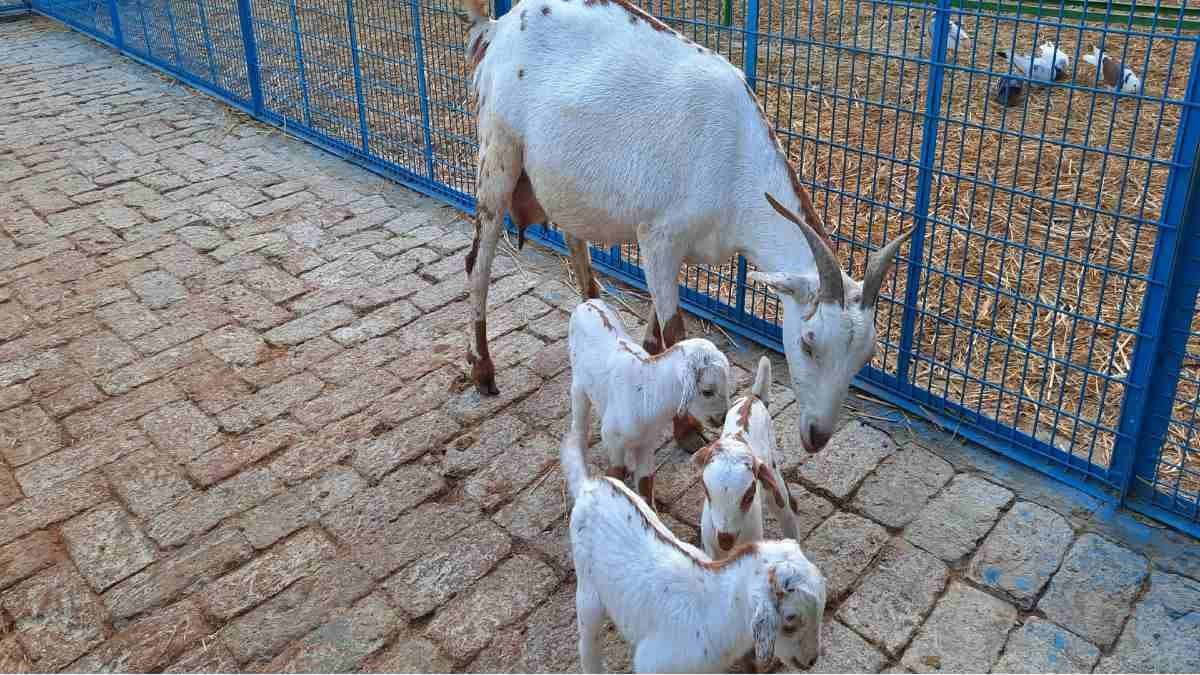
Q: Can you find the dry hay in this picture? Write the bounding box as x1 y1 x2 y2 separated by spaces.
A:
744 2 1199 496
117 0 1200 500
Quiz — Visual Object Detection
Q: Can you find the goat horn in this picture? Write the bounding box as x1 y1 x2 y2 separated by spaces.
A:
764 192 844 307
860 227 914 309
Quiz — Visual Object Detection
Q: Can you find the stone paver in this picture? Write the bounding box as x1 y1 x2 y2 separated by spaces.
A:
1038 533 1150 648
1097 571 1200 673
803 511 890 599
61 502 157 592
852 444 953 528
994 618 1101 674
904 473 1014 561
797 420 897 500
1 565 109 670
901 581 1018 673
967 500 1075 608
1 18 1197 674
837 541 948 654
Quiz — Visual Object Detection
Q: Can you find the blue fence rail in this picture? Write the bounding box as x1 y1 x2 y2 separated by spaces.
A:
25 0 1200 535
0 0 30 14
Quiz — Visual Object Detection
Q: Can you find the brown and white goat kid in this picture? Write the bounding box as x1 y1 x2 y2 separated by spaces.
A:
569 298 730 505
561 428 827 673
695 356 801 558
459 0 913 454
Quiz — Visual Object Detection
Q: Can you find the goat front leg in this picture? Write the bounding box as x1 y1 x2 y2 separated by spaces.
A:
566 234 603 300
637 224 706 451
764 462 801 541
632 443 658 510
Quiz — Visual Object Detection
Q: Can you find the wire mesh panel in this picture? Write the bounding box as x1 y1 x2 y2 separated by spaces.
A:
1146 306 1200 524
32 0 115 39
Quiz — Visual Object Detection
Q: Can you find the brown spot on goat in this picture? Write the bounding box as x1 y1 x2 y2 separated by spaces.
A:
1100 54 1124 88
584 301 616 332
737 396 755 432
469 35 489 68
465 218 482 274
520 8 528 29
607 465 628 482
754 459 787 509
638 475 655 505
606 478 759 570
661 312 686 348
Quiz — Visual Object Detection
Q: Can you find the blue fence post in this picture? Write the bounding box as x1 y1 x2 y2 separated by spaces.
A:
234 0 263 114
107 0 123 48
734 0 760 320
895 1 952 387
410 0 436 180
287 0 313 127
742 0 759 88
344 0 370 153
1112 48 1200 504
494 0 510 17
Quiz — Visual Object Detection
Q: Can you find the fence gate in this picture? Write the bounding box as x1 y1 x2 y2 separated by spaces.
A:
23 0 1200 536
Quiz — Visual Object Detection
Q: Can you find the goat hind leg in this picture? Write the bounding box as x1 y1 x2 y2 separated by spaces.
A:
466 212 503 395
466 136 522 396
576 584 606 673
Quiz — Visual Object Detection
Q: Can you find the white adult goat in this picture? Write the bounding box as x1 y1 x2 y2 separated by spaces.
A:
695 356 801 558
460 0 913 454
560 428 827 673
569 298 731 505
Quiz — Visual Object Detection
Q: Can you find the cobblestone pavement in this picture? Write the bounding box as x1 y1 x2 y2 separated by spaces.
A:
3 15 1199 674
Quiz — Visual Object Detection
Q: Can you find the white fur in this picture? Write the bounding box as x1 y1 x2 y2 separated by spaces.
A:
560 429 827 673
698 357 801 558
568 299 730 499
459 0 911 452
1083 46 1142 94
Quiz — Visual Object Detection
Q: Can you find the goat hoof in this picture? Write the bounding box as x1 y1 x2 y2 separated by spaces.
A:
472 360 499 396
673 415 707 453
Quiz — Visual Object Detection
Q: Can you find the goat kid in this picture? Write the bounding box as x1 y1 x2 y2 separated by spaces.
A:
695 356 801 559
561 428 827 673
569 298 730 506
458 0 913 455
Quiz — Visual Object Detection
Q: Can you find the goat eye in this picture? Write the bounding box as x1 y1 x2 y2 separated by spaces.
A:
701 389 715 398
802 340 814 358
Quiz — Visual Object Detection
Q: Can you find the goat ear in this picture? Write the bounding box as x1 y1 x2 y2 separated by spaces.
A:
752 593 781 668
676 354 699 416
692 441 720 467
747 271 819 304
754 458 787 511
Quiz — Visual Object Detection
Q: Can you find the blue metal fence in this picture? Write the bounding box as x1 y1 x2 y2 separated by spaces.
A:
26 0 1200 536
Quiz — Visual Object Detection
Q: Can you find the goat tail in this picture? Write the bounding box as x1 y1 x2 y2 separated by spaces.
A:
560 428 589 500
751 356 771 408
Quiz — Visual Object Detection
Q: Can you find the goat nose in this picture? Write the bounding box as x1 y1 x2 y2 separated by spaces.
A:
717 532 736 551
808 425 831 453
